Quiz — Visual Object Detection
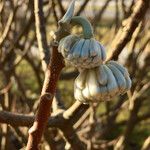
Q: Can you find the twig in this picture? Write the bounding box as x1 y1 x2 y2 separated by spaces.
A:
0 3 17 48
115 0 119 32
26 44 64 150
25 55 43 91
60 70 78 80
92 0 112 28
52 0 59 25
141 136 150 150
34 0 49 72
75 0 90 16
26 0 65 149
107 0 150 61
57 0 65 17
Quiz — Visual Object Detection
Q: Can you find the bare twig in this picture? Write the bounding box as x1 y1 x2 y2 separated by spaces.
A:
141 137 150 150
92 0 112 28
107 0 150 61
57 0 65 17
0 3 17 48
76 0 90 16
34 0 49 72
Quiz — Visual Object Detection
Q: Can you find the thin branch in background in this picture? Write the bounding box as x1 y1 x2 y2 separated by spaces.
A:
135 33 150 60
25 0 65 149
141 136 150 150
0 101 88 129
52 0 59 25
126 21 143 75
0 0 150 149
0 0 4 14
0 0 5 29
1 9 34 65
107 0 150 61
0 2 17 48
10 126 27 146
24 54 43 91
125 0 135 19
92 0 112 28
57 0 65 17
75 0 90 16
44 129 58 150
121 0 127 19
26 44 64 149
115 0 119 32
34 0 50 72
1 124 9 150
0 88 10 150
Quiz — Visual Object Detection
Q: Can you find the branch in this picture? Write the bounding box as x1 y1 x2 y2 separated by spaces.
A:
75 0 90 16
0 101 88 149
115 0 119 32
0 100 89 126
26 0 65 149
60 70 78 80
25 54 43 90
0 3 17 48
52 0 59 24
34 0 50 72
141 136 150 150
92 0 112 28
26 44 64 150
57 0 65 17
107 0 150 60
1 4 35 67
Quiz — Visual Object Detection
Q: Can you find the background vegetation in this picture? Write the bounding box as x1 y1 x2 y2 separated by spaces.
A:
0 0 150 149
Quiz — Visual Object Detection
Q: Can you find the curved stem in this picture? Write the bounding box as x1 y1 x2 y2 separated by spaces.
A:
71 16 94 39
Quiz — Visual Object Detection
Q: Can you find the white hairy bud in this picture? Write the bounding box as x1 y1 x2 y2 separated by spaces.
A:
74 61 132 103
58 35 106 69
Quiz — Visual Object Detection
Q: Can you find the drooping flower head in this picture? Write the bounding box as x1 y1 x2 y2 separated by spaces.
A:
74 61 132 103
56 0 132 104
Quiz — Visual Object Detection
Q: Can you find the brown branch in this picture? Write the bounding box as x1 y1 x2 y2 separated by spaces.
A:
121 0 128 19
0 102 88 128
92 0 112 28
121 0 135 19
25 0 65 149
0 111 45 127
0 101 88 149
107 0 150 61
75 0 90 16
25 55 43 90
0 0 4 14
125 0 135 19
141 136 150 150
44 129 58 150
0 3 17 48
60 125 86 150
34 0 50 72
137 112 150 123
26 44 64 150
1 4 34 67
57 0 65 17
10 126 27 146
115 0 119 32
52 0 59 24
60 70 78 80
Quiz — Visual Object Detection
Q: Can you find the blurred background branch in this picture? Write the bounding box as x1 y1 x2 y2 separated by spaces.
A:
0 0 150 149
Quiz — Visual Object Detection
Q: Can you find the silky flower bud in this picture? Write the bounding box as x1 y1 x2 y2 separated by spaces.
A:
74 61 132 103
58 35 106 69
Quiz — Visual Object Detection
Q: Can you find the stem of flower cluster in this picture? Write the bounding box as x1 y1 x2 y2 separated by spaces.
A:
71 16 94 39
